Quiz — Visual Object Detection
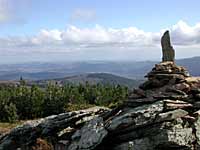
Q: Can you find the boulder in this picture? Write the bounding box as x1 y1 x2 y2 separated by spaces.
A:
106 100 164 132
68 117 108 150
0 107 109 150
113 119 195 150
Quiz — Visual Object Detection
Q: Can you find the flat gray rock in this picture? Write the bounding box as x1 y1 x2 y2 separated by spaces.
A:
106 100 164 131
68 117 108 150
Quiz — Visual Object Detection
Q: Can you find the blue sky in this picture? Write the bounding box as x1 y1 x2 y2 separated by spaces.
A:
0 0 200 63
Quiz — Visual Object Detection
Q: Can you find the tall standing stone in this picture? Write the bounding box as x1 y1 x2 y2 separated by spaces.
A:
161 30 175 62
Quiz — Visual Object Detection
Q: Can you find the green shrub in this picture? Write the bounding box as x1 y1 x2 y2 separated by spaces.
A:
0 90 18 122
0 83 129 121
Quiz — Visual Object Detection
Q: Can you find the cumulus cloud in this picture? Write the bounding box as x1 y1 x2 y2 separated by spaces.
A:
170 20 200 46
70 9 97 22
31 29 62 45
3 20 200 48
0 20 200 60
61 25 154 46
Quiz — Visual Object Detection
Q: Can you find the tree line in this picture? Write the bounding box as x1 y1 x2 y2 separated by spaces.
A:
0 82 129 122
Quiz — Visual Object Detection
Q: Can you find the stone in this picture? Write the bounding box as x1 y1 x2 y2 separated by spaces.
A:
161 30 175 62
163 100 193 110
191 88 200 94
193 102 200 109
106 100 164 131
0 107 109 150
155 109 188 122
194 110 200 116
195 94 200 100
186 77 200 84
113 121 195 150
113 138 153 150
186 77 200 90
125 97 156 108
194 115 200 145
128 89 146 99
153 127 195 149
2 29 200 150
150 73 185 81
141 61 190 91
133 88 146 98
146 61 190 78
173 83 191 92
139 61 191 92
68 117 108 150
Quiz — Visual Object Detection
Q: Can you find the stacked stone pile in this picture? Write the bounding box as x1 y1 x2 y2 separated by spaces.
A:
1 30 200 149
102 62 200 150
140 61 190 90
2 62 200 150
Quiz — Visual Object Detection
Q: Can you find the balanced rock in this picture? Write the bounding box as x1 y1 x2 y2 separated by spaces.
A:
161 30 175 62
2 69 200 150
2 31 200 150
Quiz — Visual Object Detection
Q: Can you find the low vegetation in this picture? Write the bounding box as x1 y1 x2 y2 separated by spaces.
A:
0 81 129 123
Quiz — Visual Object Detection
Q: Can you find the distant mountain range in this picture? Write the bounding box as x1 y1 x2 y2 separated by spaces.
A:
0 56 200 81
176 57 200 76
31 73 142 88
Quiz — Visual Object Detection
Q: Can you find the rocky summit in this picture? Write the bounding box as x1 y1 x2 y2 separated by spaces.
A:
1 31 200 150
1 62 200 150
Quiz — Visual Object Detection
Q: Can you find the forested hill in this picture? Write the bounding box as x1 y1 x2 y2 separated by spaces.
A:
32 73 142 88
176 57 200 76
0 57 200 81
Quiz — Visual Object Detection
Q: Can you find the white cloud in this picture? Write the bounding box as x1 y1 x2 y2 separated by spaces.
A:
170 20 200 46
31 29 62 45
1 20 200 61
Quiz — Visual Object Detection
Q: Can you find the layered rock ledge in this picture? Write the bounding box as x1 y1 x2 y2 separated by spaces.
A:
1 62 200 150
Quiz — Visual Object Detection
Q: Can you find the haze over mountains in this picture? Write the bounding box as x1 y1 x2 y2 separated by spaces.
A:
30 73 142 89
0 57 200 81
